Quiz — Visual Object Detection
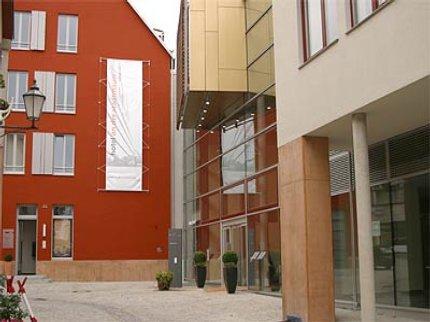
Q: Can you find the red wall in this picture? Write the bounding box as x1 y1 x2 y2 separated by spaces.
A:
1 0 171 261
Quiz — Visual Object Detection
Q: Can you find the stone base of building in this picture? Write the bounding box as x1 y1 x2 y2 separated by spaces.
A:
36 260 168 281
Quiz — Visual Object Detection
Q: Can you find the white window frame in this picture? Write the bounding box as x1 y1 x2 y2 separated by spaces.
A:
52 205 74 260
12 11 31 50
55 74 77 114
57 15 78 53
4 133 26 175
8 71 28 111
53 134 75 176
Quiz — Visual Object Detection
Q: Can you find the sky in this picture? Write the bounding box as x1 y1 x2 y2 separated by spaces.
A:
129 0 181 54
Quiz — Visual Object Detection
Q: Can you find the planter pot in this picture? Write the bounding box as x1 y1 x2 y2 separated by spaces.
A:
223 266 237 294
4 262 13 276
157 281 170 291
195 266 207 288
270 283 281 292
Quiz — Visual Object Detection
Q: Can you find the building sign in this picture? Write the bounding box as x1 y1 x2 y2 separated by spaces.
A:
2 229 14 249
106 59 143 191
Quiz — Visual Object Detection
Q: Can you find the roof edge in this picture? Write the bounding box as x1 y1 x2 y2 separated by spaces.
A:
126 0 174 58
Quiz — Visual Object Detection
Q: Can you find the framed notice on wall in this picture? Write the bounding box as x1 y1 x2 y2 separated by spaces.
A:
2 229 14 249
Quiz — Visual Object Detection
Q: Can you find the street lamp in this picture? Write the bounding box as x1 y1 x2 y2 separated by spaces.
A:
0 80 45 130
23 81 45 128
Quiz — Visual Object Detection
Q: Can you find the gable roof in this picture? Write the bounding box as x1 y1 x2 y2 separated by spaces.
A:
126 0 174 58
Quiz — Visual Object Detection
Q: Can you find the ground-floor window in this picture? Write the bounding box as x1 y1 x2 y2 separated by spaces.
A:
52 205 74 258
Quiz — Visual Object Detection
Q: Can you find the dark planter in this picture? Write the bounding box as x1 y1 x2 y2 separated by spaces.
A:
195 266 207 288
223 266 237 294
268 266 281 292
157 281 171 291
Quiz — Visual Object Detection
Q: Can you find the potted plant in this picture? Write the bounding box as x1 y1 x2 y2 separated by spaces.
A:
0 292 28 321
155 271 173 291
222 251 238 294
3 255 13 276
193 251 207 288
268 251 281 292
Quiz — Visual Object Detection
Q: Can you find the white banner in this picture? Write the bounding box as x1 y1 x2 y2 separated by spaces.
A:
106 59 143 191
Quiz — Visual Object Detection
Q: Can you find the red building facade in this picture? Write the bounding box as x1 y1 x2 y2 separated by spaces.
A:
0 0 172 280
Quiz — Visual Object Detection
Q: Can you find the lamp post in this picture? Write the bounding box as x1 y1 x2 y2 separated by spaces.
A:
0 80 46 130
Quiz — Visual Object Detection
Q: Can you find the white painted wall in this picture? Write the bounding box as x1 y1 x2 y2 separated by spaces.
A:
273 0 430 147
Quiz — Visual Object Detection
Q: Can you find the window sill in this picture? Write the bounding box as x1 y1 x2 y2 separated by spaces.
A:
11 47 30 51
3 171 25 175
299 39 339 70
54 110 76 115
11 109 26 113
57 49 78 54
53 173 75 177
51 257 73 261
346 0 394 35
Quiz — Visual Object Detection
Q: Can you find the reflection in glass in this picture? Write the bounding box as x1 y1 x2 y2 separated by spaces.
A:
248 210 281 292
222 184 246 218
223 224 248 286
247 168 278 212
196 224 221 284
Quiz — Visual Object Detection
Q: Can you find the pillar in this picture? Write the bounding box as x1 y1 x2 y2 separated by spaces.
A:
352 113 376 322
279 136 334 322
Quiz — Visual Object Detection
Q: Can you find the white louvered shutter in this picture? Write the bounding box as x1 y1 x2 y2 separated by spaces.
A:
32 133 53 174
35 71 55 112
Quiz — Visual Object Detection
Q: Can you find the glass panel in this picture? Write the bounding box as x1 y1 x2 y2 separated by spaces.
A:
391 174 429 308
222 184 245 218
246 9 273 64
53 219 72 257
65 135 74 170
221 145 246 187
196 224 221 284
246 0 272 29
248 47 275 95
197 130 221 166
183 144 196 175
54 135 65 172
198 191 220 223
15 134 24 169
5 134 14 167
197 158 221 196
248 210 281 292
12 12 30 49
58 16 68 48
18 205 37 217
332 193 355 301
183 227 196 280
246 127 277 175
354 0 373 24
371 183 395 305
247 168 278 212
68 16 78 49
184 172 197 201
223 224 248 286
66 75 76 110
184 201 198 228
53 205 73 217
325 0 338 43
308 0 324 55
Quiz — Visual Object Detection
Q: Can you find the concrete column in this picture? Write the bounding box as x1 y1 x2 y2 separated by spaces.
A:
352 113 376 322
279 136 334 322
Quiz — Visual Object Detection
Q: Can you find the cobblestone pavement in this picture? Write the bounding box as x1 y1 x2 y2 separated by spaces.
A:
24 280 429 322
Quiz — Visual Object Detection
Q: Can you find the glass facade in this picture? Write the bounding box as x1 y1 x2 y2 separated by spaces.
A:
182 1 279 294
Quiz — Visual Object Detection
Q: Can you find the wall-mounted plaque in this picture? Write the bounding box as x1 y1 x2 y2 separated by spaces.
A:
2 229 14 249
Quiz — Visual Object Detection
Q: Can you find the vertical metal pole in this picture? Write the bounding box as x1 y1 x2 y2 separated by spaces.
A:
352 113 376 322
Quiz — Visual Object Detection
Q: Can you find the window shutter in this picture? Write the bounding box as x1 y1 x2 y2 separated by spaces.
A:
30 11 46 50
35 71 55 112
32 133 53 174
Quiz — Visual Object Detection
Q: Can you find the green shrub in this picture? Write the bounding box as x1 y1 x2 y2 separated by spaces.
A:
222 251 238 268
3 254 12 262
193 251 207 267
0 292 28 320
155 271 173 291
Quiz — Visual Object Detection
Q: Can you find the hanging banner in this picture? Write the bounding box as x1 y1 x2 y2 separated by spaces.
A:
106 59 143 191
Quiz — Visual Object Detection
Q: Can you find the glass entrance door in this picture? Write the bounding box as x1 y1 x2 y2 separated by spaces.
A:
222 221 247 286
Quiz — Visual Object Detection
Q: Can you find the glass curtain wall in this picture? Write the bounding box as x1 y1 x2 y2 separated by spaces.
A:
182 0 280 294
330 126 430 309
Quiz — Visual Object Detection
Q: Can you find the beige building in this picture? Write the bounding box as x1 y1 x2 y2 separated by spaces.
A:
178 0 429 321
273 0 429 321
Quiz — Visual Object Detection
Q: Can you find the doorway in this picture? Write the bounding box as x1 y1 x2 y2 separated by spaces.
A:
17 220 37 275
222 219 247 286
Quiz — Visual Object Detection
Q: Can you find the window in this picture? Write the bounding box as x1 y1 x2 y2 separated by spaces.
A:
7 71 28 110
4 133 25 174
55 74 76 113
300 0 338 61
12 11 31 50
53 134 75 175
57 15 78 53
52 205 73 258
350 0 387 26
